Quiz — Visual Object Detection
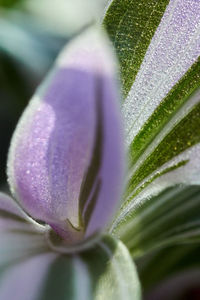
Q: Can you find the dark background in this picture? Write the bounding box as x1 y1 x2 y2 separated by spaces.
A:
0 0 67 190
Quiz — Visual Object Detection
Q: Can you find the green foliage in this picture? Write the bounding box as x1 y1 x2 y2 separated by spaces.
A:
129 59 200 168
103 0 200 261
137 242 200 292
103 0 169 97
113 185 200 258
0 0 23 8
125 97 200 202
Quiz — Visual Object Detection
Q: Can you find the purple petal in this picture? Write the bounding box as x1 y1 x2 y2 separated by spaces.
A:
7 28 124 241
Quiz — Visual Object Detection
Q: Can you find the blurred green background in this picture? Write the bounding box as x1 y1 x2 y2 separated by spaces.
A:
0 1 63 189
0 0 107 189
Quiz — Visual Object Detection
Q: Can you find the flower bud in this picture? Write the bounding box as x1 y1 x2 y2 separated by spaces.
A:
7 28 124 243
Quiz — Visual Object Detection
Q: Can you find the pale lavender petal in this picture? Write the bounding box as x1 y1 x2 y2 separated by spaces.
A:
0 192 26 219
0 192 45 231
0 193 47 266
7 28 124 241
0 253 57 300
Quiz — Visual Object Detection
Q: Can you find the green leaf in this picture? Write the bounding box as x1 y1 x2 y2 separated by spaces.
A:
124 91 200 202
0 235 141 300
104 0 200 203
128 59 200 169
111 185 200 258
0 0 23 8
137 242 200 293
104 0 200 255
103 0 170 97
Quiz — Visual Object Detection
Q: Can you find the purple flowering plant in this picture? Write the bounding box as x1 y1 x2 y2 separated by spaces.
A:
0 0 200 299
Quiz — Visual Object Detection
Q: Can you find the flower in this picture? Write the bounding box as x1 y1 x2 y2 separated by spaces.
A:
6 28 124 244
1 0 199 299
